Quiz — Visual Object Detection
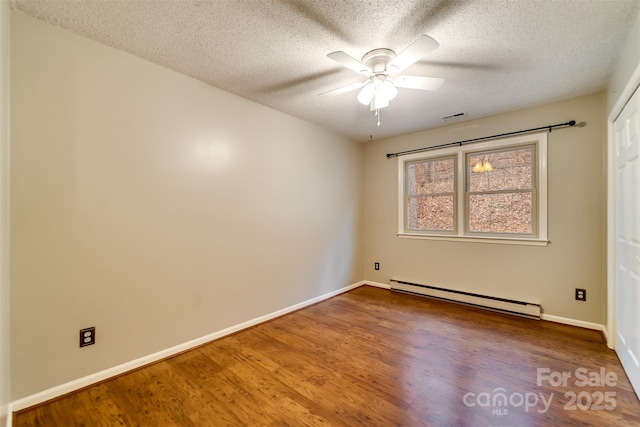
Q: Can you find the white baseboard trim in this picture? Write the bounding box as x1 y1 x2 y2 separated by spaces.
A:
542 314 606 334
11 281 365 412
362 281 391 289
601 325 610 346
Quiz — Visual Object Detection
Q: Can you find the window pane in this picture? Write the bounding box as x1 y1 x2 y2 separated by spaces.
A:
407 158 455 195
408 196 454 231
469 192 532 234
468 148 533 192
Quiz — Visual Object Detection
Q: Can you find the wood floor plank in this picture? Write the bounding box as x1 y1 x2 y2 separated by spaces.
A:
13 286 640 426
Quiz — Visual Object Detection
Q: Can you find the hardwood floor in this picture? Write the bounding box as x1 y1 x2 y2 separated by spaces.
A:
14 286 640 426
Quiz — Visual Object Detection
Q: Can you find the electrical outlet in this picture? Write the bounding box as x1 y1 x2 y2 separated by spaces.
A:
80 327 95 347
575 289 586 301
374 262 380 270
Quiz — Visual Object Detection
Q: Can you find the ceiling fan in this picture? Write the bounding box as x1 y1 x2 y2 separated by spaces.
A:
320 34 445 126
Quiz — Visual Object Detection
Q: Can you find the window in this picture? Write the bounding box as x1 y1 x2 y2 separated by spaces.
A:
405 157 456 233
398 132 548 245
466 147 534 235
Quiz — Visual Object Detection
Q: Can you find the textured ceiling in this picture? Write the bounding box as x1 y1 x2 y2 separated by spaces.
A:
11 0 640 142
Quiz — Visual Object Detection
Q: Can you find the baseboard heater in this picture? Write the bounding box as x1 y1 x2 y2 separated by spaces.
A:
390 279 542 320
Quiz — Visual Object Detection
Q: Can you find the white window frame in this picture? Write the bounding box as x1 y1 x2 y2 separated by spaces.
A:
404 155 457 234
397 132 548 246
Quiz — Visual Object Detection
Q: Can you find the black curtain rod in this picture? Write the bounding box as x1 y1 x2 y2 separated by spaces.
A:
386 120 576 159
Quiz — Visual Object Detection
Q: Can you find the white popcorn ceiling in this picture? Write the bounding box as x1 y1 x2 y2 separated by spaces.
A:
10 0 640 142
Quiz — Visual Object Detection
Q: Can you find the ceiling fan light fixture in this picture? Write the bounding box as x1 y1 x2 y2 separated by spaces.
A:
378 79 398 102
357 83 374 105
371 94 389 110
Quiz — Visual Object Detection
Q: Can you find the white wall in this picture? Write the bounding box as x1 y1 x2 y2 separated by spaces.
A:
0 1 11 425
363 93 606 324
10 12 364 400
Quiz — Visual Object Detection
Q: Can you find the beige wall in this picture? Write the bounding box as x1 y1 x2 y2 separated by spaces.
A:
10 12 364 399
363 93 606 324
1 1 11 424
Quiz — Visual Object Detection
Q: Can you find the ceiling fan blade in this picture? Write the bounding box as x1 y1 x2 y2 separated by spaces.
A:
392 76 445 91
319 80 367 97
387 34 439 74
327 51 372 75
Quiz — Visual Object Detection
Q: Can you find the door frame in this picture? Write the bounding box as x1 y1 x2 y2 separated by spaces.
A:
607 63 640 350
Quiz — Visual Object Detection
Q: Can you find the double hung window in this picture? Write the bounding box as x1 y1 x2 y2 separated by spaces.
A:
398 132 548 245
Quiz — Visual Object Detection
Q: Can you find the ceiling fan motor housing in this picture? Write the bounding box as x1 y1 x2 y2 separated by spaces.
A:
361 48 396 73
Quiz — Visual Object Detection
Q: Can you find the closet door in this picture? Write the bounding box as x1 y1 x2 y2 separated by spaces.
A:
614 85 640 398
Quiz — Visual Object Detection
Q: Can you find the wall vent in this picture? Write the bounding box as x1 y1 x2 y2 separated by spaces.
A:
390 279 541 319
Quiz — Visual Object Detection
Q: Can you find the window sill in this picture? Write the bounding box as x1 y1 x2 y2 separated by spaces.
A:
398 233 549 246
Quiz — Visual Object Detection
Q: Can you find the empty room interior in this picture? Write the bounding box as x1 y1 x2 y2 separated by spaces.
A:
1 0 640 425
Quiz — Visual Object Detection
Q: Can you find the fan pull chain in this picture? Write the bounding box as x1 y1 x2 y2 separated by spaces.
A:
376 108 381 126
